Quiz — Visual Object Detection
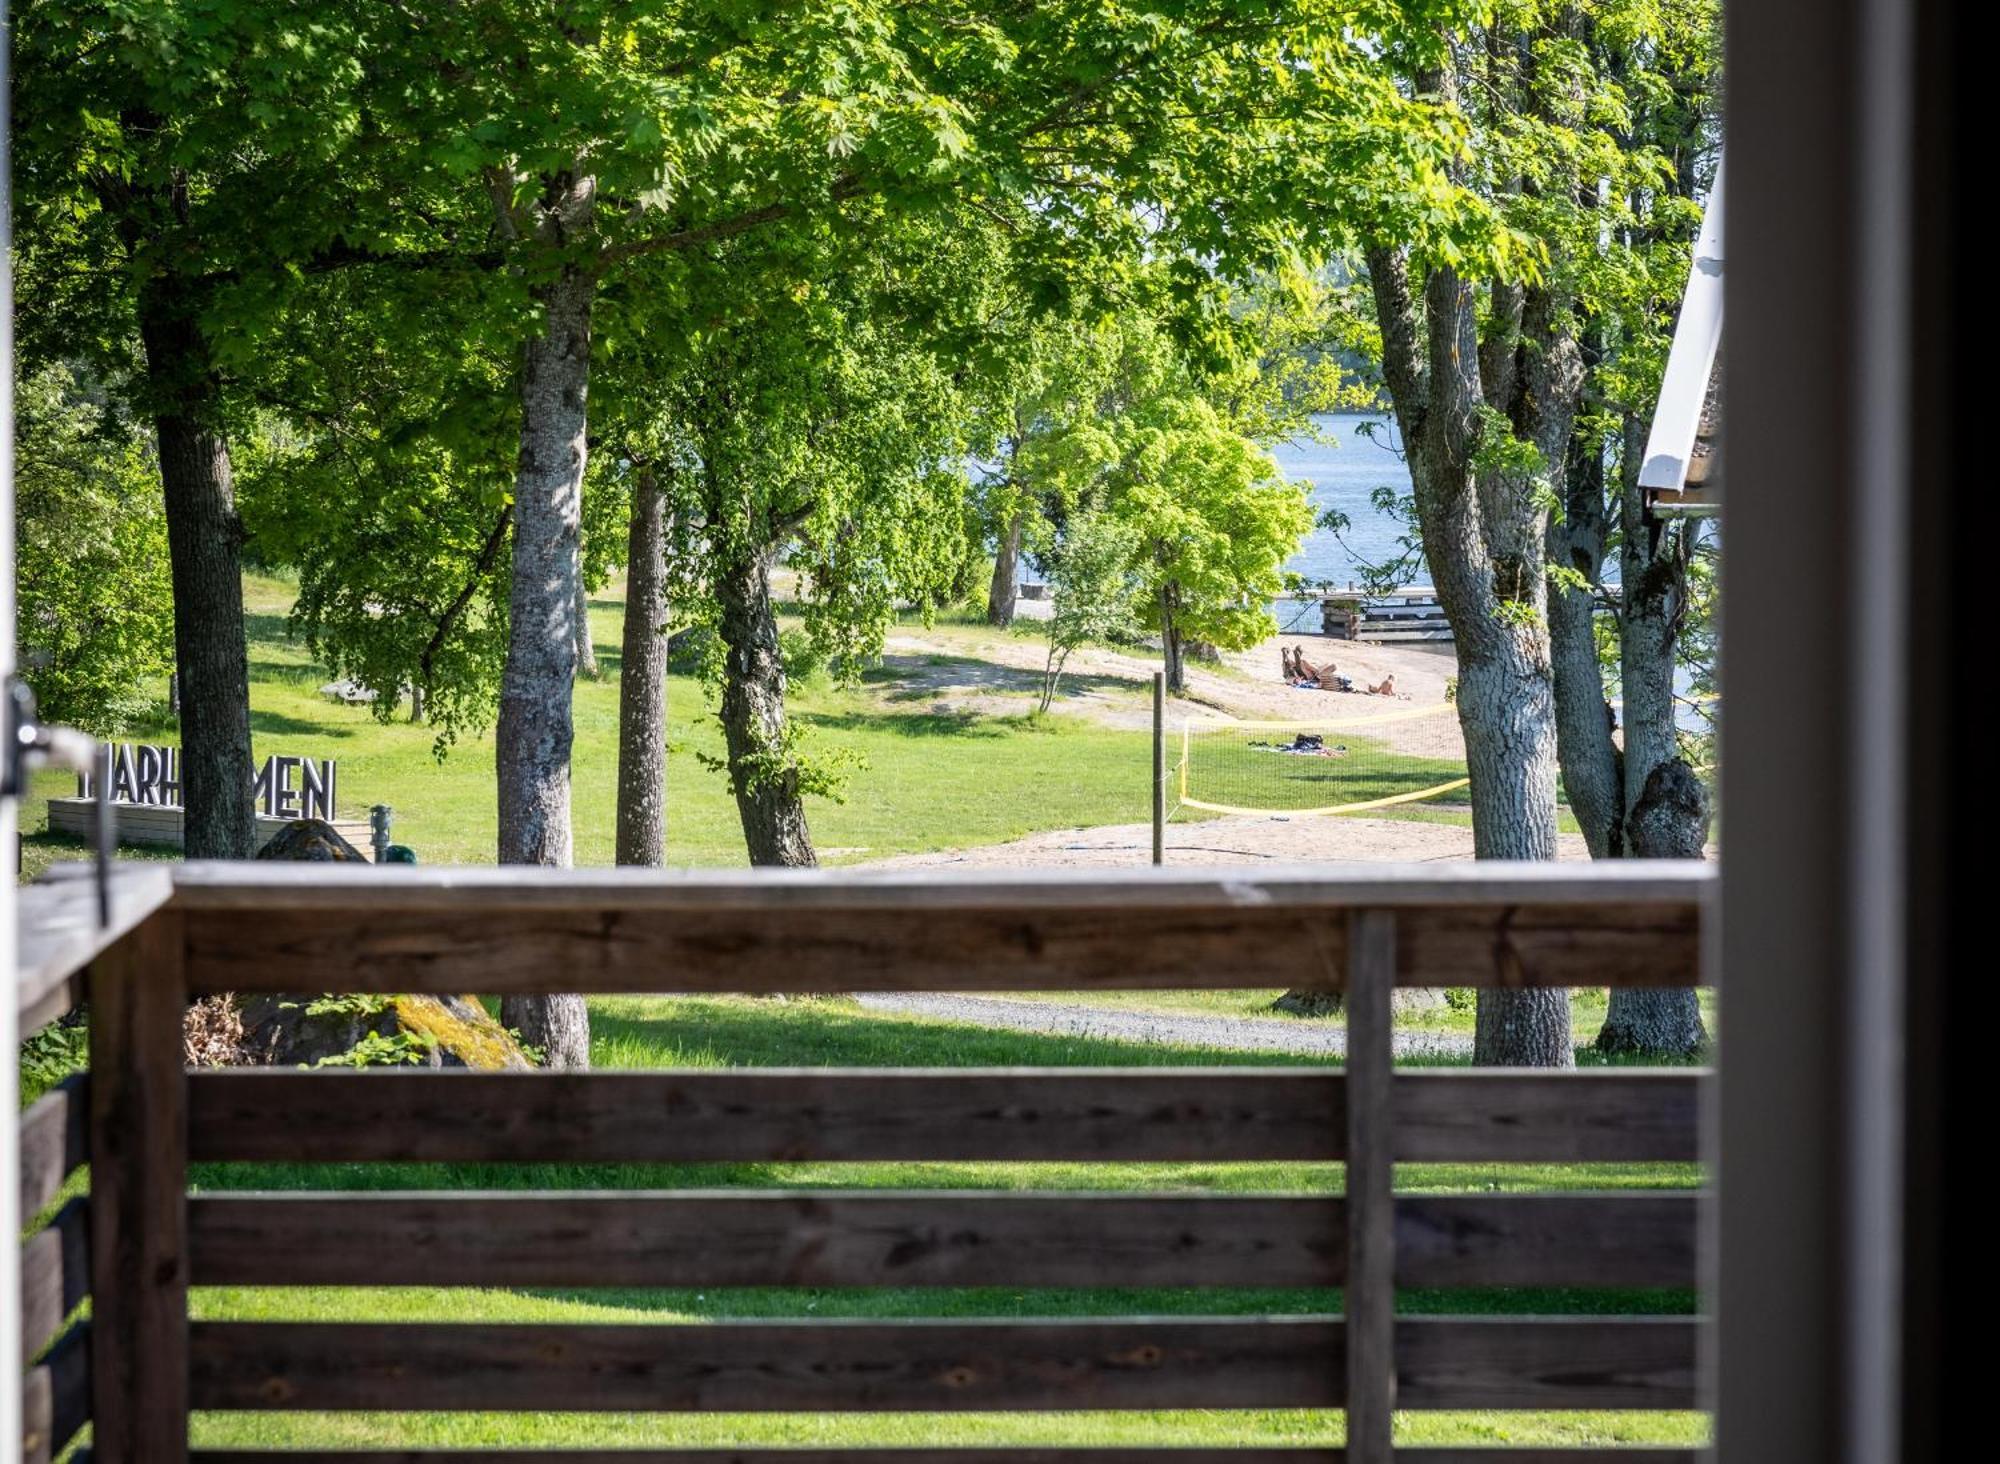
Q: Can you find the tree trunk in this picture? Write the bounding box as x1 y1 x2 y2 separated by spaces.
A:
1548 337 1625 860
1160 585 1186 694
1457 644 1574 1067
1595 759 1710 1055
574 572 600 679
495 175 595 1071
136 277 256 860
1595 414 1707 1056
615 466 668 867
496 265 590 867
987 510 1026 626
716 547 817 867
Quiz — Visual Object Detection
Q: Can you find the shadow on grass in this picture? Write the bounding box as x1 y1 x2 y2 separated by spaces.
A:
795 708 1019 739
509 1282 1696 1321
860 656 1135 708
587 995 1320 1070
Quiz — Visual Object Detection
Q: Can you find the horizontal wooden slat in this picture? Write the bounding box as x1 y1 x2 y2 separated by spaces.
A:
1398 1317 1700 1409
185 1191 1696 1291
188 1069 1346 1164
168 860 1717 910
186 1451 1701 1463
189 1192 1339 1289
187 1317 1697 1412
188 1069 1706 1165
171 865 1707 995
1396 1195 1699 1288
16 863 173 1030
1394 1072 1704 1162
21 1198 90 1360
21 1322 90 1464
20 1075 89 1218
192 1317 1336 1412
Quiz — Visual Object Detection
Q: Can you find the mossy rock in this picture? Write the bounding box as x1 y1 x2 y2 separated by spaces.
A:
238 992 531 1069
243 819 528 1068
256 818 368 862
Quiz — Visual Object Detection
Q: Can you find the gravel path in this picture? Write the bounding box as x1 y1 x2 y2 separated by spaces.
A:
855 992 1475 1060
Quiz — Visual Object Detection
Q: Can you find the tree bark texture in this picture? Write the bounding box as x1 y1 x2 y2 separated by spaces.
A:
615 466 668 867
716 548 818 867
136 275 256 860
1593 416 1708 1056
1160 584 1187 695
495 172 595 1071
497 258 590 871
1595 759 1711 1054
1367 238 1580 1069
987 510 1026 627
574 573 600 679
1547 330 1625 861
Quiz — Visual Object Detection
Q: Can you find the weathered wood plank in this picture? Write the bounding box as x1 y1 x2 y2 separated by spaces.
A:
1399 904 1700 988
187 1192 1341 1289
188 1068 1704 1165
1394 1072 1704 1162
1398 1194 1700 1288
19 1075 89 1220
180 901 1698 994
186 1317 1698 1412
184 1452 1701 1464
191 1318 1342 1412
21 1322 90 1464
167 860 1716 910
21 1198 91 1361
89 913 190 1464
1343 911 1397 1464
1397 1317 1700 1409
183 1192 1699 1291
181 903 1351 992
187 1069 1347 1164
16 864 173 1031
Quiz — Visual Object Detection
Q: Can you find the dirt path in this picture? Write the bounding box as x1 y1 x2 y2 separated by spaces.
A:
856 992 1473 1059
856 811 1592 868
875 624 1459 732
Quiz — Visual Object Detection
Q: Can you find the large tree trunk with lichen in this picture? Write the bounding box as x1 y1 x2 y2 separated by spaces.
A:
1593 415 1708 1055
495 174 595 1071
136 273 256 860
1596 760 1711 1054
616 465 668 866
716 547 817 867
987 509 1026 626
1366 233 1580 1068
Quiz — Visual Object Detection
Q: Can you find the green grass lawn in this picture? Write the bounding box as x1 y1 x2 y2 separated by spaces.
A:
21 575 1176 873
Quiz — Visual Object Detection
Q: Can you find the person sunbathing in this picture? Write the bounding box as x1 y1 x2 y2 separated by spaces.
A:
1365 673 1405 698
1293 646 1331 684
1281 646 1300 681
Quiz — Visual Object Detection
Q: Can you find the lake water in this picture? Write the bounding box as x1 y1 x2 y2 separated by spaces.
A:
1269 412 1421 596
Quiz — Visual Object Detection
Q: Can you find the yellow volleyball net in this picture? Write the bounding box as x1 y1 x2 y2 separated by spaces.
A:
1178 704 1470 818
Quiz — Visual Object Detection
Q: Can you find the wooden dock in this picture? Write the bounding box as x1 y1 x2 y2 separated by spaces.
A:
1314 586 1454 642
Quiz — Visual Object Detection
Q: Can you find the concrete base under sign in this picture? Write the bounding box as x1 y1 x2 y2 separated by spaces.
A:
44 797 376 860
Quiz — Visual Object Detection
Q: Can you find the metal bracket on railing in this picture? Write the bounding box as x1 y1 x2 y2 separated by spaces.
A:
4 676 113 926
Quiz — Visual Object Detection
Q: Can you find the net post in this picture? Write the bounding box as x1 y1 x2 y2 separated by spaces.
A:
1152 671 1165 865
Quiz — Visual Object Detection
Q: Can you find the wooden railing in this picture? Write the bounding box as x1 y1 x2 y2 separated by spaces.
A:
19 861 1713 1464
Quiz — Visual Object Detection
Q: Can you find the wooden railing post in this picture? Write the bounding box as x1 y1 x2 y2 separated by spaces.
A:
1345 907 1397 1463
89 910 189 1464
